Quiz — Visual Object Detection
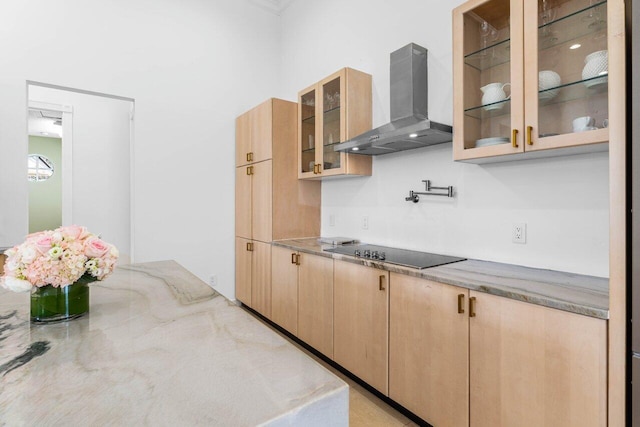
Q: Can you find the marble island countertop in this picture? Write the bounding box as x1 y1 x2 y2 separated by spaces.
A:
273 238 609 320
0 260 348 426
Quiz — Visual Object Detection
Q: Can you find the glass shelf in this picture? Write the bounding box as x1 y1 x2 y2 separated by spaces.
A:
302 148 315 154
302 115 316 123
464 74 608 120
464 38 511 71
464 99 511 120
324 105 341 115
323 140 342 149
538 1 607 51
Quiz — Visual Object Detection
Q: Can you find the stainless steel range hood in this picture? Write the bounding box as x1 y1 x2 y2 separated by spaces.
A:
334 43 453 156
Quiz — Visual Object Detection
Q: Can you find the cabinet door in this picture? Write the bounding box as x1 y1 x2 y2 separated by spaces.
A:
318 70 345 176
389 274 469 427
235 237 252 305
298 253 334 358
271 246 298 335
523 0 610 151
469 291 606 427
251 160 272 243
251 240 272 319
235 166 252 239
334 261 389 394
252 99 273 163
235 110 252 167
453 0 525 161
298 84 318 179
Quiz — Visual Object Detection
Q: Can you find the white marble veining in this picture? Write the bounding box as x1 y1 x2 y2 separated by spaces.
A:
0 260 348 426
274 238 609 319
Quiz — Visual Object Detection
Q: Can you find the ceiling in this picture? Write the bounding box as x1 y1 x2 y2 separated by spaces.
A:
248 0 295 15
28 109 63 139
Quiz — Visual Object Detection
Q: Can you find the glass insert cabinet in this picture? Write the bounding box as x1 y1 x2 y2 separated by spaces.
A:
298 68 373 179
453 0 621 162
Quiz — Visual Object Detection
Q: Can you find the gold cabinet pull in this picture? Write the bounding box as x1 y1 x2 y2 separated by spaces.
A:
246 152 253 162
246 242 253 252
469 296 477 317
526 126 533 145
291 253 297 264
379 275 386 291
457 294 465 314
246 166 253 175
295 254 301 266
511 129 518 148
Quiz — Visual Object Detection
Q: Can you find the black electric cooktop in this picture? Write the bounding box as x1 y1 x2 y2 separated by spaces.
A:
324 244 465 270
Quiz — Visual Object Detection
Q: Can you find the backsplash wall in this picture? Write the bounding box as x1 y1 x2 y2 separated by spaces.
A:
279 0 609 277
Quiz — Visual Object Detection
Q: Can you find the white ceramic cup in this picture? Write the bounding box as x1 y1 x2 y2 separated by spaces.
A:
573 116 595 132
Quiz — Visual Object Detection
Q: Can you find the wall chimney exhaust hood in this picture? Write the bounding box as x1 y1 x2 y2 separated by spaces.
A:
334 43 453 156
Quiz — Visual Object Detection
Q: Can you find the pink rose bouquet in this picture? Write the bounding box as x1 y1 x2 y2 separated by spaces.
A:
1 225 119 293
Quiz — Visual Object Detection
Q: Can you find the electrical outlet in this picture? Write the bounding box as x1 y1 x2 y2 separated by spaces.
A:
362 216 369 230
209 275 218 287
329 214 335 227
512 223 526 244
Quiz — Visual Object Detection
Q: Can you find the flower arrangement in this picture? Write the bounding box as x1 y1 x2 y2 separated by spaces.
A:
1 225 119 293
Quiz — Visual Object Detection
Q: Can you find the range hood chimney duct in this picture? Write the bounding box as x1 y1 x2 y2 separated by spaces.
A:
334 43 453 156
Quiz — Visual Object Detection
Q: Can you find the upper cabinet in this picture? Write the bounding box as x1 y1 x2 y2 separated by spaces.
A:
235 100 273 167
298 68 373 179
453 0 623 163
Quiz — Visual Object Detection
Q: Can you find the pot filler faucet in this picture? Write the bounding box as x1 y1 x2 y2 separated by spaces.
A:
405 180 454 203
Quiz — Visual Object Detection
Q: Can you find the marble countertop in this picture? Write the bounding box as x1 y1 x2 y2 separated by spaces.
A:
273 238 609 320
0 260 348 426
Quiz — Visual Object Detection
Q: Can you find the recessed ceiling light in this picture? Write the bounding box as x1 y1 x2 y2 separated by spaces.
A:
40 132 49 136
570 43 581 50
352 147 359 151
409 133 418 138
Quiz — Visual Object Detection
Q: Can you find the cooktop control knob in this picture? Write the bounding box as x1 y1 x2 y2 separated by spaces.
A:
363 249 371 258
371 251 379 259
379 252 386 261
354 249 361 257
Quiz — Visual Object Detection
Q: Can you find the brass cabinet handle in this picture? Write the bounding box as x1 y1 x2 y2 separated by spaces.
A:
512 129 518 148
526 126 533 145
296 254 301 266
246 242 253 252
291 253 297 264
246 166 253 175
379 275 386 291
458 294 465 314
246 152 253 162
469 296 477 317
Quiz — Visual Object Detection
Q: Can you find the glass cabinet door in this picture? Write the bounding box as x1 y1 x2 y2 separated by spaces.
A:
525 0 609 149
320 75 344 174
299 88 317 177
456 0 524 159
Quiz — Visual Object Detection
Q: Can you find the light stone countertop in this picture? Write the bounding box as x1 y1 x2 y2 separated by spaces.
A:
273 238 609 320
0 260 348 426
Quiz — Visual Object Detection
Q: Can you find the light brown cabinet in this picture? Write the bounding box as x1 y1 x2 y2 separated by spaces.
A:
389 274 470 427
469 291 607 427
297 252 334 359
235 98 321 309
333 261 389 394
298 68 373 179
453 0 623 163
270 248 334 358
235 238 271 319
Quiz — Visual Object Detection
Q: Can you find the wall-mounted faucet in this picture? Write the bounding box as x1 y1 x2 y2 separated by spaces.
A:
405 180 454 202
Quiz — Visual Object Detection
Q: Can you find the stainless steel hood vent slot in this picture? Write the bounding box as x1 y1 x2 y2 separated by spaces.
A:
334 43 453 156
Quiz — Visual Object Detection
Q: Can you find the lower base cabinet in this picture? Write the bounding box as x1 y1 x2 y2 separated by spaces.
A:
271 246 299 335
235 238 271 319
469 291 607 427
334 261 389 394
298 252 334 359
389 274 470 427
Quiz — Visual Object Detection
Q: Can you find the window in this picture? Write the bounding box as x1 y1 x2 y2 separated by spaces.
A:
28 154 54 182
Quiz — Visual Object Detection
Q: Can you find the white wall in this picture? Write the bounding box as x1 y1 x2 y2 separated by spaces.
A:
0 0 282 299
279 0 609 277
29 85 133 262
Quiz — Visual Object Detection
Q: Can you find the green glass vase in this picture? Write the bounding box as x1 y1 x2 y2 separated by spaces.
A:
30 281 90 323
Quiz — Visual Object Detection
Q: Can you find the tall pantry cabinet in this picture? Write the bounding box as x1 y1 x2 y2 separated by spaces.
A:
235 98 321 318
